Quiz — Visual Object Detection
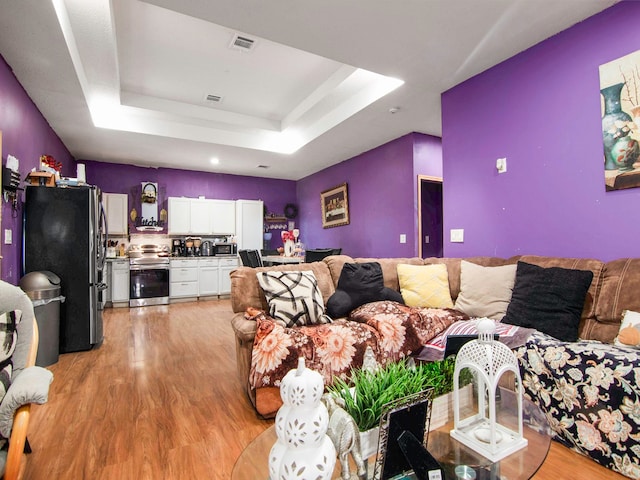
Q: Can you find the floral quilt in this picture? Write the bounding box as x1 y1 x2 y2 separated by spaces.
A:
249 301 467 391
515 331 640 479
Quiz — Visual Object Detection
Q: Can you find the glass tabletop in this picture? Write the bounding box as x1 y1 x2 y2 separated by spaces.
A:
232 389 551 480
425 389 552 480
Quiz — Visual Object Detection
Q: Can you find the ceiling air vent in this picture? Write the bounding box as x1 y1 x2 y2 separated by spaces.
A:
230 34 256 52
204 94 223 104
257 165 270 169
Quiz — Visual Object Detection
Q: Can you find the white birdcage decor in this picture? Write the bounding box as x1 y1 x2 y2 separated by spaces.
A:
450 318 528 462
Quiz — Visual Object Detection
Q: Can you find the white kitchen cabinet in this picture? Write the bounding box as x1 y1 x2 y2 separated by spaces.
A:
211 200 236 235
218 257 238 295
103 261 112 306
170 258 198 298
235 199 263 250
198 258 219 296
169 197 234 235
168 197 192 234
103 193 128 235
190 199 212 235
111 259 130 303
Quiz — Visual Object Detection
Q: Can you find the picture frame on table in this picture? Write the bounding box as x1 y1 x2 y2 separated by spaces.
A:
320 183 350 228
373 390 443 480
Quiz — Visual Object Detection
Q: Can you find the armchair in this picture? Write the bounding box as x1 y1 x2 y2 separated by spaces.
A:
0 280 52 480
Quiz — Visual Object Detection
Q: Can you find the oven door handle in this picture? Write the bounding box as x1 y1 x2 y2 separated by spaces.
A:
130 264 170 271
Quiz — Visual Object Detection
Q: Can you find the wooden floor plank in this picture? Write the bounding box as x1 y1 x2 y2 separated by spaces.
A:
22 299 623 479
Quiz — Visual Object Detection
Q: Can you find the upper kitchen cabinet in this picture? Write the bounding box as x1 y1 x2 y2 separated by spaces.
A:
236 199 263 250
210 200 235 235
168 197 191 234
190 198 212 234
168 197 236 235
103 193 128 235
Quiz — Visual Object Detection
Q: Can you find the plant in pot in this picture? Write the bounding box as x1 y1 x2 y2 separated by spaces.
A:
328 357 472 458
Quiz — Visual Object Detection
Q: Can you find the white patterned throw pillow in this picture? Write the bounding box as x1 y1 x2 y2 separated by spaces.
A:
257 271 332 327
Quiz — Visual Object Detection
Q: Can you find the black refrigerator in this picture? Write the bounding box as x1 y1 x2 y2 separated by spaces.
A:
23 185 106 352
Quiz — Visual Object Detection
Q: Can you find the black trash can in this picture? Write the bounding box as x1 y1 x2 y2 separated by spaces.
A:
19 271 65 366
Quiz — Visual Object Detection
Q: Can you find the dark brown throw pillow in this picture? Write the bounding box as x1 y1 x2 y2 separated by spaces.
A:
502 261 593 342
326 262 404 318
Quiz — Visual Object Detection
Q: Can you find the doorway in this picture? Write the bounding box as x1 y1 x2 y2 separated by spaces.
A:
418 175 443 258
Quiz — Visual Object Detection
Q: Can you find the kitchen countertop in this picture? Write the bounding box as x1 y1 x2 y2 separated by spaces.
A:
170 255 238 259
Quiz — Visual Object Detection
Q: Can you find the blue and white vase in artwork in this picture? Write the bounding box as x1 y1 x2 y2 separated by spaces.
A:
601 82 634 171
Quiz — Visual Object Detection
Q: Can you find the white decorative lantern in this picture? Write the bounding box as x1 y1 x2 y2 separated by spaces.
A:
269 357 336 479
450 318 528 462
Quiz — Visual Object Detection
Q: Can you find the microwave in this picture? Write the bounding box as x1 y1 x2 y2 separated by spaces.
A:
214 243 237 256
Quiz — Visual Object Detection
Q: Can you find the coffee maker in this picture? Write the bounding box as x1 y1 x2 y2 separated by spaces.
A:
185 237 194 256
193 237 202 256
172 238 185 257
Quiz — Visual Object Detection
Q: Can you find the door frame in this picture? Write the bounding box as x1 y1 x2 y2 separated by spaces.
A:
417 174 443 258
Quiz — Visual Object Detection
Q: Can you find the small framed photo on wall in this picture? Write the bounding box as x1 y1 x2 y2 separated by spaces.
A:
320 183 350 228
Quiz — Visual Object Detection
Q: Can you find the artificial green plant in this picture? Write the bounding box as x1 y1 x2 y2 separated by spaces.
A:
328 357 470 432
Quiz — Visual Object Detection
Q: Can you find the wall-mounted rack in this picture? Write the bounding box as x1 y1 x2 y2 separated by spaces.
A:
2 166 22 205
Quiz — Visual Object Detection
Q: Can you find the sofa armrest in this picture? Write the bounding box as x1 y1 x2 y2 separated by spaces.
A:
231 313 257 343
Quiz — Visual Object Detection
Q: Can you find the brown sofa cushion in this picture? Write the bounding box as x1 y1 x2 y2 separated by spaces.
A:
323 255 355 287
596 258 640 327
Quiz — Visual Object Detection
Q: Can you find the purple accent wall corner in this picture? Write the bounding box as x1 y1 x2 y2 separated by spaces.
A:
442 1 640 261
0 54 75 284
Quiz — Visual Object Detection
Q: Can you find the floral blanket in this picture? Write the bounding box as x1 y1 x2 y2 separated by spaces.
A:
249 301 467 391
515 331 640 479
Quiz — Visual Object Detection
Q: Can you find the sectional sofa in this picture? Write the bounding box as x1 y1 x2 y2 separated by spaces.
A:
230 254 640 479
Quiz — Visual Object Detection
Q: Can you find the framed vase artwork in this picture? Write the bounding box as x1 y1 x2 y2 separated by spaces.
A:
599 49 640 191
320 183 350 228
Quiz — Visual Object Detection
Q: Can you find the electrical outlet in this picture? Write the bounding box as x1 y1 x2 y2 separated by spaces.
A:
496 157 507 173
425 235 430 244
450 229 464 243
400 234 407 244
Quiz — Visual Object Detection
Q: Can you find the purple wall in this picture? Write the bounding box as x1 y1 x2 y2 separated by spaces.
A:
442 1 640 262
297 133 442 258
0 55 76 284
82 160 296 240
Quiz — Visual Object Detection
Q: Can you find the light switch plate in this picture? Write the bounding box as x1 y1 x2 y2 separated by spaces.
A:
4 229 11 245
450 229 464 243
496 157 507 173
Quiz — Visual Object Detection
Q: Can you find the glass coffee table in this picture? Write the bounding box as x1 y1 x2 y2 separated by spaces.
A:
232 389 551 480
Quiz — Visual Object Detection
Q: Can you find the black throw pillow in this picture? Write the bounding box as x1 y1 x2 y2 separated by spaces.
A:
326 262 404 318
502 261 593 342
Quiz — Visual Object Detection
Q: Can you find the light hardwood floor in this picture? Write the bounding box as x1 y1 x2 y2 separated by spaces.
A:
22 300 623 479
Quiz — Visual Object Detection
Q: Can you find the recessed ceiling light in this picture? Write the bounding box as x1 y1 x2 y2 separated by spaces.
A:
210 157 220 165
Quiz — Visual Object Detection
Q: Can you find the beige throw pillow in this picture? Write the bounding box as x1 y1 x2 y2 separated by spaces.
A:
454 261 516 320
397 263 454 308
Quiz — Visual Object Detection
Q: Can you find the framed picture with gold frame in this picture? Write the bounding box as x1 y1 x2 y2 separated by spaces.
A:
320 183 349 228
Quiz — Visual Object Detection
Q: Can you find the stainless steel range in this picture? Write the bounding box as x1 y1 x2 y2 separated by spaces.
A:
129 244 170 307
